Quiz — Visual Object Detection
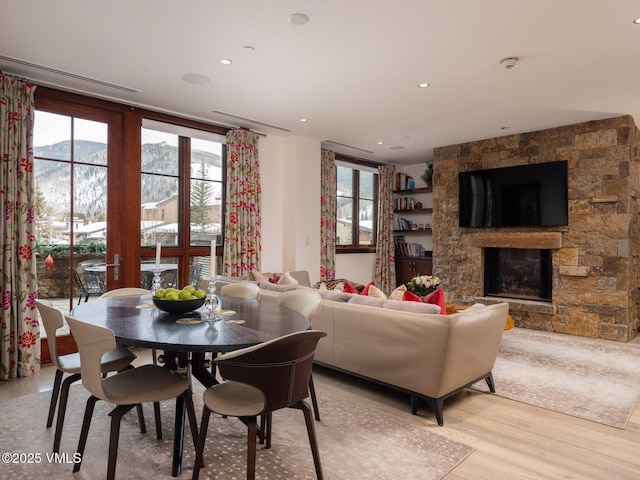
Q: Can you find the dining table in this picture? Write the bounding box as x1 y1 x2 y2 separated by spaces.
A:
70 292 310 477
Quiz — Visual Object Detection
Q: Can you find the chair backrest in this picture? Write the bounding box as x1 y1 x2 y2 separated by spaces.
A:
65 315 115 401
220 282 260 299
72 268 89 296
215 330 327 412
100 288 151 298
35 299 64 368
278 289 322 321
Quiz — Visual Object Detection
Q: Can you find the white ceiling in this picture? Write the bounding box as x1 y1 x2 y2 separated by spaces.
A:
2 1 640 165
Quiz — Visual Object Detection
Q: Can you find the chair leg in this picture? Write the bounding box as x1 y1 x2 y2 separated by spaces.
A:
47 369 64 428
192 406 212 480
107 404 136 480
154 401 163 439
291 400 324 480
136 404 146 434
74 395 98 473
53 372 81 452
183 391 200 451
265 412 273 450
246 416 258 480
152 348 158 365
309 374 321 421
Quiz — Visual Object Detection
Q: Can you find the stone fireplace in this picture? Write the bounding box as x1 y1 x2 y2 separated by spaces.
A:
432 115 640 342
484 247 552 302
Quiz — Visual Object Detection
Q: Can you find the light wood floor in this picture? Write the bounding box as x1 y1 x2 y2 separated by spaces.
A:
3 348 639 480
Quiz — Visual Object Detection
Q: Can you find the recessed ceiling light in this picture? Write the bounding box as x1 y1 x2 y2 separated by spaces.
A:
634 17 640 24
418 83 430 88
220 58 232 65
299 118 307 122
288 13 309 25
377 141 384 145
243 46 255 53
182 73 210 85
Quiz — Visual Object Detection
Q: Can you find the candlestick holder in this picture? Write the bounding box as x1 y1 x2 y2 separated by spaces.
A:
204 277 220 324
151 269 162 294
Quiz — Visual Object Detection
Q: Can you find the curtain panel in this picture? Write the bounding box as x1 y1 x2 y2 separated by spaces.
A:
320 150 336 281
0 74 39 379
222 129 261 277
374 164 396 294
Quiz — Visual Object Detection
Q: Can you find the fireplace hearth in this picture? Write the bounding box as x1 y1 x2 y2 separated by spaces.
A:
484 248 552 302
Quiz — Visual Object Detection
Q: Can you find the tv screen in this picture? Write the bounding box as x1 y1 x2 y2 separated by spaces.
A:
458 161 568 228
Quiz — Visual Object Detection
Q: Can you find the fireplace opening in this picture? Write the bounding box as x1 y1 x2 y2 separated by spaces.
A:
484 247 552 302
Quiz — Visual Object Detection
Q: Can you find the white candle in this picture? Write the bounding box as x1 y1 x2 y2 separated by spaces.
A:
155 242 161 271
210 240 216 278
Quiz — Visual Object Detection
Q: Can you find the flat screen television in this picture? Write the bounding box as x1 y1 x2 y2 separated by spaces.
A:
458 161 568 228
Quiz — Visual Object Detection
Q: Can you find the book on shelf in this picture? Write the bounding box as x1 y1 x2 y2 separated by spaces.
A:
394 235 425 257
394 173 414 191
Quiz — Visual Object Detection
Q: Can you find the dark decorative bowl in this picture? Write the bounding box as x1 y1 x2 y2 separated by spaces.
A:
152 296 206 314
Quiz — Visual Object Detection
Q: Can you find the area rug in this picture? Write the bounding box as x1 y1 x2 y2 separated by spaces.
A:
472 327 640 429
0 381 472 480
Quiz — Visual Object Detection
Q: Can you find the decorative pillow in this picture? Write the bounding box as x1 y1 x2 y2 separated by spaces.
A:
318 289 353 302
367 285 387 299
259 281 298 292
318 282 328 291
250 269 269 283
333 282 345 292
348 295 386 308
388 284 407 301
424 288 447 314
277 271 299 286
382 299 441 314
343 281 359 294
402 290 423 303
361 281 375 296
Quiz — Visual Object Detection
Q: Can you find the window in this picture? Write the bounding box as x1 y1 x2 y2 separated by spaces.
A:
141 120 225 249
336 158 378 251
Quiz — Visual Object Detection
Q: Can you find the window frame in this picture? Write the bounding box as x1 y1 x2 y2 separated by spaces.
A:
335 154 379 254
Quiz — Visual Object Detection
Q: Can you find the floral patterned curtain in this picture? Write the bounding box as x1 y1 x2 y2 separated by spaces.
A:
374 164 396 294
223 129 261 277
320 150 336 281
0 74 39 380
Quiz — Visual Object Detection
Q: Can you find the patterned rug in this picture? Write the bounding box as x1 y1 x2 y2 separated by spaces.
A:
0 380 472 480
472 328 640 429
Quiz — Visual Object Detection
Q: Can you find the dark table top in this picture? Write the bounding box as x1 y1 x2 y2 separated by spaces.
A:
70 294 310 353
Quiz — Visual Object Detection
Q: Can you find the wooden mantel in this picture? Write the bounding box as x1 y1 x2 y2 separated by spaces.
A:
470 232 563 250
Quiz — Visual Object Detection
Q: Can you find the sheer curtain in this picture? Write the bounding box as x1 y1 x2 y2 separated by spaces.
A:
320 150 336 281
222 129 261 277
374 164 396 294
0 73 39 379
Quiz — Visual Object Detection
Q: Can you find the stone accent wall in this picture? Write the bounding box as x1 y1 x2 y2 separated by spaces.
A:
432 115 640 342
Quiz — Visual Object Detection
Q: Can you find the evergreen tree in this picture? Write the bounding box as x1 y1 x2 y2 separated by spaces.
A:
190 159 213 232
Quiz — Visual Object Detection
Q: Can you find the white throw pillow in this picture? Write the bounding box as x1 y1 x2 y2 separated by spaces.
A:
333 282 345 292
277 271 299 286
388 284 407 301
250 269 269 283
318 282 328 291
367 285 387 299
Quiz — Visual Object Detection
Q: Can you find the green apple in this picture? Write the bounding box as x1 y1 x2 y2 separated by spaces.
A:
165 291 179 301
193 289 206 299
184 285 196 294
179 289 193 300
154 288 166 299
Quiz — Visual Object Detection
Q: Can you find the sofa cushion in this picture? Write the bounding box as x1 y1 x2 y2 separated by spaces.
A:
318 290 353 302
258 281 298 293
388 284 406 301
348 294 386 308
382 299 441 314
402 290 423 302
249 269 270 283
367 285 387 298
343 280 359 294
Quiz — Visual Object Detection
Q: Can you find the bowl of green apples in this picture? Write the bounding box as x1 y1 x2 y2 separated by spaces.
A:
152 285 207 313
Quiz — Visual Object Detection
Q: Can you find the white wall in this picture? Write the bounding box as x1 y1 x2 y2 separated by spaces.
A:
259 135 428 286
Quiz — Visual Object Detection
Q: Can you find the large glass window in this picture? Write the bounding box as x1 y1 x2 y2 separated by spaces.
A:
336 161 378 250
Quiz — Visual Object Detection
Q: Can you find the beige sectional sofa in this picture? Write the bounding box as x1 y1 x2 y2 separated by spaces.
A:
214 272 509 425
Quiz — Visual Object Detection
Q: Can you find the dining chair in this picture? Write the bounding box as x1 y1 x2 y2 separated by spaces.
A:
220 282 260 299
192 330 327 480
278 289 323 421
35 299 137 453
100 288 157 363
65 315 199 480
73 265 104 304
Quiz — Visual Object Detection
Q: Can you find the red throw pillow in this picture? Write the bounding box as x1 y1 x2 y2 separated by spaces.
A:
361 281 375 296
268 275 280 284
424 288 446 314
402 290 423 303
343 281 359 294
